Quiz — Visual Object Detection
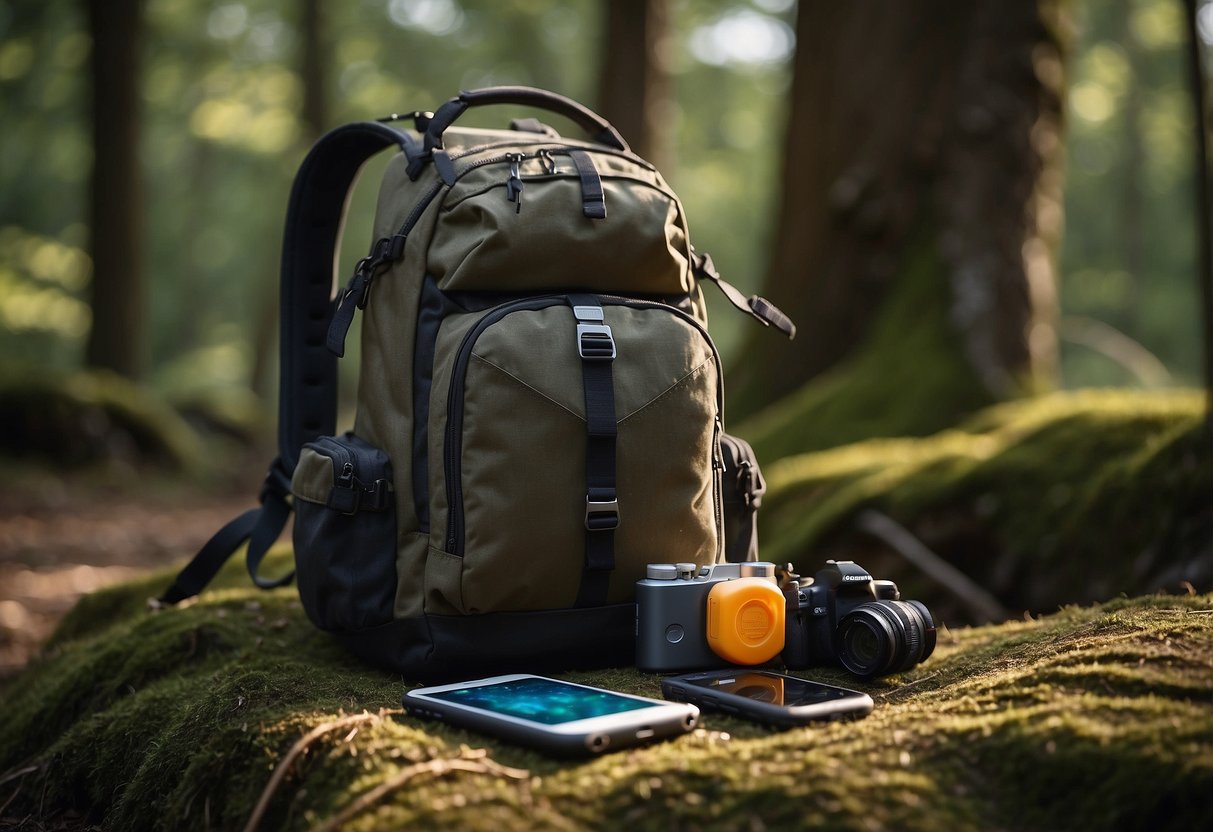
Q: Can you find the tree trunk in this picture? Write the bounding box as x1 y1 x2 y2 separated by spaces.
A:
251 0 330 402
730 0 1066 447
85 0 145 379
300 0 327 139
595 0 672 169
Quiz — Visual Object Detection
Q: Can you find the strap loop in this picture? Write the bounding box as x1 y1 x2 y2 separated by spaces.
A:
691 249 797 339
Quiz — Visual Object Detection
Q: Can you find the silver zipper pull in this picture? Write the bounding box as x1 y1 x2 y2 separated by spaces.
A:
505 154 524 212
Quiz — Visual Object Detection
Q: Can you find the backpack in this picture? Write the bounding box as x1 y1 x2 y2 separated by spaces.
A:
161 87 793 681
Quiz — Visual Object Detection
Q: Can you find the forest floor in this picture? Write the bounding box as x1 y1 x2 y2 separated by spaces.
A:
0 466 260 680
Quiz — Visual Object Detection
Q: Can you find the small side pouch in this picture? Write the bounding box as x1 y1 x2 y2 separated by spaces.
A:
719 432 765 563
292 432 397 631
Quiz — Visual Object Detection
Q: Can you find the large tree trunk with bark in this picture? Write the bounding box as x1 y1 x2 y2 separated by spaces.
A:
85 0 146 379
596 0 672 169
731 0 1066 455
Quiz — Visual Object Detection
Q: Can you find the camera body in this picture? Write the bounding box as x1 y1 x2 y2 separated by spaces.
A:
636 561 784 673
783 560 936 679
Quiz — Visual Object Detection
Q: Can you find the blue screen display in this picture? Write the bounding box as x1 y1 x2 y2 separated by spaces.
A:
427 677 652 725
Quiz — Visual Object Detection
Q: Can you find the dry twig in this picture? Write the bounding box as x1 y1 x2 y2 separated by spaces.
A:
243 709 401 832
856 509 1009 623
306 752 531 832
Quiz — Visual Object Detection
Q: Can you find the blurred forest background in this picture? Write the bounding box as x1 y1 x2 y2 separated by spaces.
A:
0 0 1211 673
0 0 1207 416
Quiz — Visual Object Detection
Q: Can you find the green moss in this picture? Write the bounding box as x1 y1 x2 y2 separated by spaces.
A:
0 365 204 470
758 389 1211 615
735 236 997 461
2 560 1211 830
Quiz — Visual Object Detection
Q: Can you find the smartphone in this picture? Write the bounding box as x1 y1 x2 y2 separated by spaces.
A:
403 674 699 756
661 670 873 727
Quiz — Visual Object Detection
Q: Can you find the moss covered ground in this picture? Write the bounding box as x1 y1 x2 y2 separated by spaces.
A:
759 389 1212 620
1 550 1211 831
2 389 1210 830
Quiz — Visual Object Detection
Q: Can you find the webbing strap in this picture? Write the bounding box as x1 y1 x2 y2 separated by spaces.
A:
567 149 606 219
691 249 797 339
159 122 409 606
158 459 294 604
569 295 618 607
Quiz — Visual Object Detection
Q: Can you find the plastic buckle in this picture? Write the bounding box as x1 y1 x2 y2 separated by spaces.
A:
585 495 620 530
366 479 393 511
577 324 616 360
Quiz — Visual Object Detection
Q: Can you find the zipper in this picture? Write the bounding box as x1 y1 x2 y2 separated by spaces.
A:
442 295 724 556
359 146 663 285
504 153 525 211
308 436 356 475
305 435 393 514
712 416 724 560
331 146 672 356
443 294 564 551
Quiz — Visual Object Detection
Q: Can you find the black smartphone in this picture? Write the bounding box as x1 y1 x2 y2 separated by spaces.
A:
403 674 699 756
661 669 873 727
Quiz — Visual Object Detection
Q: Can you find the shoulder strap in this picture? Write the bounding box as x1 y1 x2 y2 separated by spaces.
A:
159 122 411 605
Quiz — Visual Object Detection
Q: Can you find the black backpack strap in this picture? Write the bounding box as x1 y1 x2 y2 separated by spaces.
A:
279 121 413 468
159 122 411 605
691 249 797 339
568 295 619 608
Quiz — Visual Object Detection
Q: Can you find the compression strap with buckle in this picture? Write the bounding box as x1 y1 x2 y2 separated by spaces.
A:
569 295 618 607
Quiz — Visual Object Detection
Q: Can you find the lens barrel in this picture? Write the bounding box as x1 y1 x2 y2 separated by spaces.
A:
836 599 937 679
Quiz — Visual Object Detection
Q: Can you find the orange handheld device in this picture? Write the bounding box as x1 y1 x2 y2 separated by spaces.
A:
705 577 786 665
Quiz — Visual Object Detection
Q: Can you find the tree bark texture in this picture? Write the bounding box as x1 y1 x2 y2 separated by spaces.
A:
596 0 672 169
730 0 1066 423
300 0 328 139
85 0 146 379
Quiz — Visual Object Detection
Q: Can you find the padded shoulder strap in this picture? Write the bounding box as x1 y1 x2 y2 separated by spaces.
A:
158 122 410 607
279 121 412 470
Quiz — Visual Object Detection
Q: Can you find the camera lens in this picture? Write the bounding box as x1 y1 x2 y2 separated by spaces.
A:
836 600 936 679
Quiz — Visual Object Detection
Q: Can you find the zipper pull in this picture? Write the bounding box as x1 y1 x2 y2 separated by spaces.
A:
331 461 360 513
505 154 524 212
538 148 558 174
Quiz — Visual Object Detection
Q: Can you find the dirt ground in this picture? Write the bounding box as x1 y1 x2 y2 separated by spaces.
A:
0 474 260 680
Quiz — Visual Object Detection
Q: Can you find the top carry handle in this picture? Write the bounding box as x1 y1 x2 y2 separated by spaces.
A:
158 121 411 605
407 85 629 178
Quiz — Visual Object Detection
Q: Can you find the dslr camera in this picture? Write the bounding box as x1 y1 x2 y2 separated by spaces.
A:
783 560 936 679
636 561 786 672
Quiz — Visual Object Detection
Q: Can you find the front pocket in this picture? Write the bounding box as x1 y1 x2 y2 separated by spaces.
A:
427 152 692 297
427 296 723 614
292 433 397 632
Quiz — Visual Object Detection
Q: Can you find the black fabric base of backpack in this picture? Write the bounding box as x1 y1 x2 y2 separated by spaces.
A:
340 604 637 683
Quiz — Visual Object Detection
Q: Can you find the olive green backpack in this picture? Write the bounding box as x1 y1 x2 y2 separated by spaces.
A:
163 87 793 681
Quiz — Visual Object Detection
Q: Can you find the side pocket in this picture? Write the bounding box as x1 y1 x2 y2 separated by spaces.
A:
719 432 765 563
292 432 397 631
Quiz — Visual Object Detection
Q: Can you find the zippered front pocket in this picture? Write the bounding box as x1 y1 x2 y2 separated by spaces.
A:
424 296 723 615
292 433 397 631
426 150 693 297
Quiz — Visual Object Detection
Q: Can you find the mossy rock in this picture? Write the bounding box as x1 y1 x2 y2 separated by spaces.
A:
0 367 203 470
757 389 1213 623
2 548 1212 831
